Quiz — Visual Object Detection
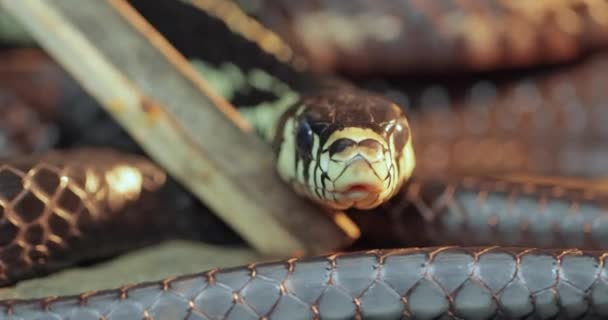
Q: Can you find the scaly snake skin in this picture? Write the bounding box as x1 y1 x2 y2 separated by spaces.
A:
390 51 608 178
0 149 173 285
248 0 608 73
3 0 608 318
379 176 608 249
4 247 608 319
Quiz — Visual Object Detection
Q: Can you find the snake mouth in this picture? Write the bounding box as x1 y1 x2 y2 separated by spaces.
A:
344 183 377 193
335 183 383 201
339 183 381 194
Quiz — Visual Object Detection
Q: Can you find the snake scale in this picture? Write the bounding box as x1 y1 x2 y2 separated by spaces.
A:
3 0 608 319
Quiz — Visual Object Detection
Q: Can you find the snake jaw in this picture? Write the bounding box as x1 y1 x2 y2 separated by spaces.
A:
335 185 383 209
341 183 381 195
320 157 390 210
336 181 383 202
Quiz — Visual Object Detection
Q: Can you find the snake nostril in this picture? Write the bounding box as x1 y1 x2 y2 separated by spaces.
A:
329 138 356 157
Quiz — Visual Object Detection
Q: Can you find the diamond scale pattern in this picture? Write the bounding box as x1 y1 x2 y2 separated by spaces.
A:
452 279 496 319
498 280 533 318
316 285 356 318
255 0 608 78
0 149 166 284
4 247 608 319
192 283 233 318
389 175 608 249
391 52 608 181
239 276 280 314
4 2 608 319
358 280 403 318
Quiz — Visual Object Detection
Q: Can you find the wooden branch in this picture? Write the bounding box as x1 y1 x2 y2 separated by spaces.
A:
0 0 355 256
0 8 36 45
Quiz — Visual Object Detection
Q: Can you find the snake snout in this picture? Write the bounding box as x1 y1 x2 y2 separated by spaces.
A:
333 157 384 201
329 138 385 163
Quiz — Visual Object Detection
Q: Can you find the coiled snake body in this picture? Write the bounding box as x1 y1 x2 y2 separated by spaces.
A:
3 0 608 319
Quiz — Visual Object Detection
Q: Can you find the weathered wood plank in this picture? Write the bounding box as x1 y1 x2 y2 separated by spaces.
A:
0 0 355 256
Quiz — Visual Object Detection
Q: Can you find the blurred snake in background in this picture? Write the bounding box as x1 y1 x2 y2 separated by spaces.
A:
3 0 608 318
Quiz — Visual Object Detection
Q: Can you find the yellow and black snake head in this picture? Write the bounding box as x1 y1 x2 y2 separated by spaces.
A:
274 90 415 210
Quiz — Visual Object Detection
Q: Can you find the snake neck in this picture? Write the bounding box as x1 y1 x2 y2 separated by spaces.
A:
191 59 301 142
181 0 415 210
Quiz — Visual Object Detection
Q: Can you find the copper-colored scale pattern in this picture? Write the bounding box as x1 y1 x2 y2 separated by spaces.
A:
0 149 166 283
409 54 608 141
252 0 608 73
390 53 608 177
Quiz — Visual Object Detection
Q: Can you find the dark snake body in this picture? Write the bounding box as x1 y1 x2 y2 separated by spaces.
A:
6 247 608 319
2 0 608 318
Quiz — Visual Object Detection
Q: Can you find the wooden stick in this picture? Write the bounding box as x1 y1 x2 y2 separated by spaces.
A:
0 0 355 256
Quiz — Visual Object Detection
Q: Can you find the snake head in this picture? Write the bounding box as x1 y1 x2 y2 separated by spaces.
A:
274 90 415 210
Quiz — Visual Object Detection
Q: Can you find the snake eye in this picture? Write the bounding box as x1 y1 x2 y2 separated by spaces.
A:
392 119 410 153
296 119 314 155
